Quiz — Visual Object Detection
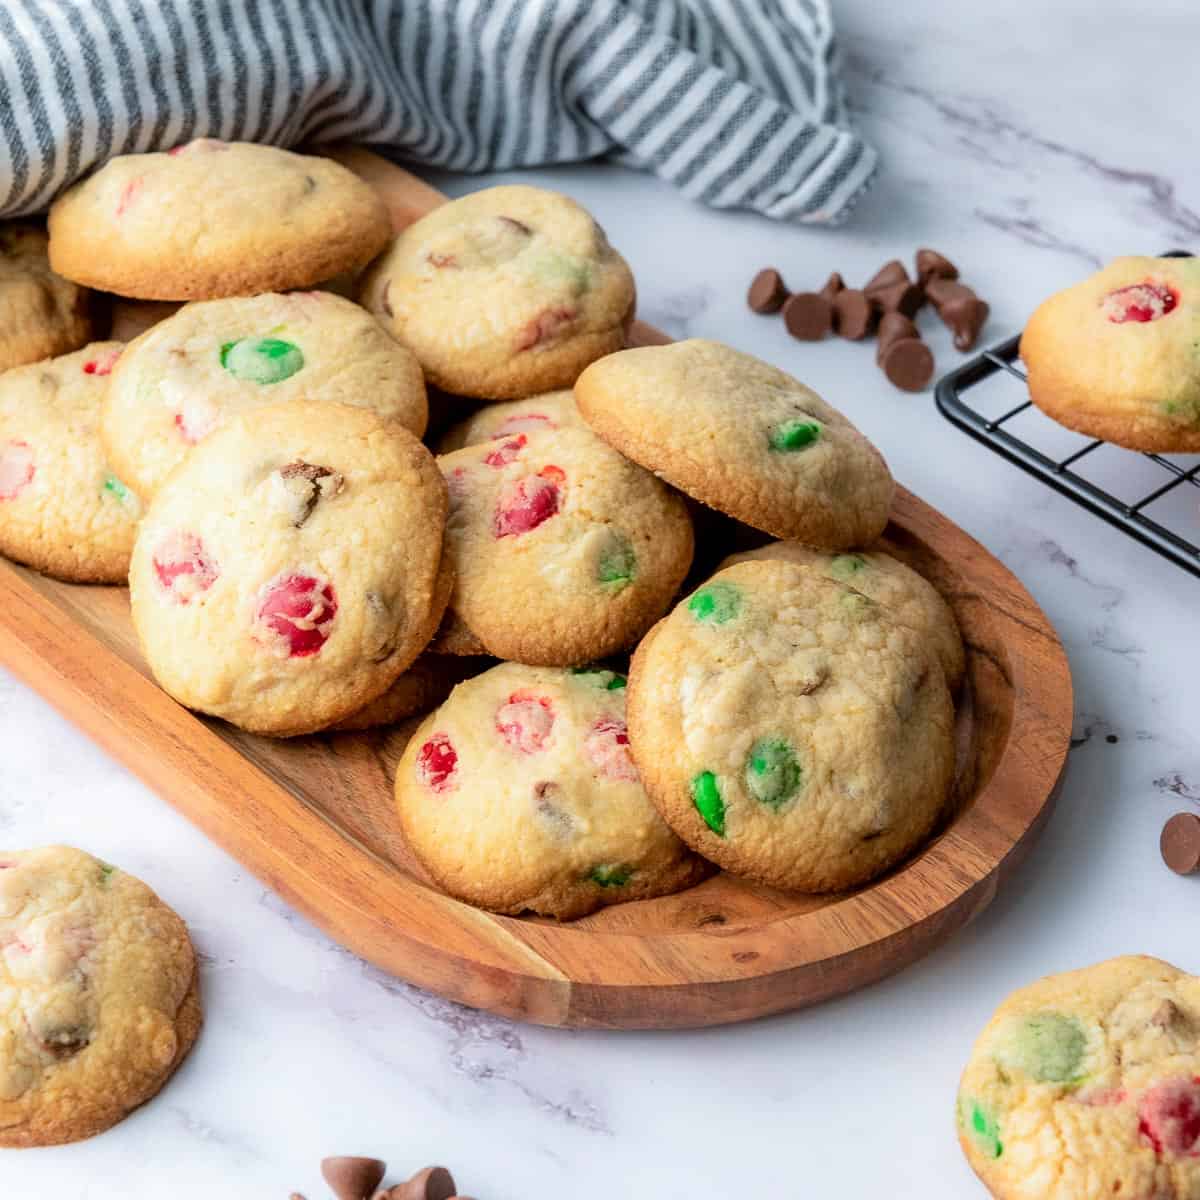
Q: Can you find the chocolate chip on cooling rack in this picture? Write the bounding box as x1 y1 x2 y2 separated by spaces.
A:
1161 812 1200 876
782 291 833 341
747 267 789 314
320 1157 387 1200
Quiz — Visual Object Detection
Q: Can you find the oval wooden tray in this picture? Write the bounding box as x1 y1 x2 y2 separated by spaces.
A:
0 151 1072 1029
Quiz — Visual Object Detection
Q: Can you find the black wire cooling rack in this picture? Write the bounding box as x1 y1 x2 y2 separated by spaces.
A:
936 334 1200 579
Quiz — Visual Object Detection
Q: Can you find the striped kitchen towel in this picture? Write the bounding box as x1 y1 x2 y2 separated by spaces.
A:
0 0 877 225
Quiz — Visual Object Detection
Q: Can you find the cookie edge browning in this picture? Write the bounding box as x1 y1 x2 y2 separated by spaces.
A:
47 155 391 302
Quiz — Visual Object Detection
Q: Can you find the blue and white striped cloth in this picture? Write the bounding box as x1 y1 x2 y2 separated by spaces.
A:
0 0 878 225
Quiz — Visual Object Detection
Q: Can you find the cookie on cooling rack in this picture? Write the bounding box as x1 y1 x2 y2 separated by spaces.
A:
437 426 693 665
48 140 390 300
0 845 200 1148
435 389 583 453
721 541 965 692
129 402 449 737
0 223 92 371
958 955 1200 1200
627 559 954 893
396 662 708 919
1022 256 1200 452
0 343 142 583
360 185 635 400
575 339 894 547
103 291 427 498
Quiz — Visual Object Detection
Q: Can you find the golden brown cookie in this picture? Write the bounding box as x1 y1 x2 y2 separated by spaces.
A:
627 559 954 892
0 845 200 1147
0 343 141 583
0 223 92 371
575 340 894 546
435 389 583 454
1022 256 1200 451
958 956 1200 1200
129 402 448 737
331 654 487 732
48 140 390 301
360 185 635 399
396 663 707 919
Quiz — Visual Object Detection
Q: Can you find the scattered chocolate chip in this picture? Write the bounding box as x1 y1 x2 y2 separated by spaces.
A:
875 312 921 365
924 277 974 309
832 288 877 340
818 271 844 302
869 279 923 318
390 1166 457 1200
320 1157 387 1200
278 461 344 527
915 248 958 286
941 295 990 351
880 338 934 393
747 268 789 314
1161 812 1200 875
863 259 912 298
781 291 833 341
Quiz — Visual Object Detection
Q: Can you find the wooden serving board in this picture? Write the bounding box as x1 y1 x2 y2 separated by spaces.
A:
0 151 1073 1029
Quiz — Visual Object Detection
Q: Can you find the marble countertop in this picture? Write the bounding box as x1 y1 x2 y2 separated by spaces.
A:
4 2 1199 1196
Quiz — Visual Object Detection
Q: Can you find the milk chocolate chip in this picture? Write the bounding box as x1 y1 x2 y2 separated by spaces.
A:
875 312 920 365
880 339 934 392
782 291 833 341
915 248 959 287
818 271 845 302
389 1166 458 1200
320 1157 387 1200
747 268 789 314
832 289 877 340
1161 812 1200 875
870 279 923 318
863 260 911 297
926 277 990 351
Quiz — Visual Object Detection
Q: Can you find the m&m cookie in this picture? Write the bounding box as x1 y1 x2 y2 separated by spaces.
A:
436 426 693 665
103 291 428 498
627 559 954 892
1023 256 1200 451
47 140 390 301
435 389 583 454
395 663 707 919
575 339 895 547
958 956 1200 1199
361 185 635 400
0 342 141 583
721 541 965 692
331 654 487 733
0 845 200 1147
129 402 448 736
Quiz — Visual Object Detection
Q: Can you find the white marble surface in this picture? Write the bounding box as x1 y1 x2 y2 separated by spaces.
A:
4 3 1200 1196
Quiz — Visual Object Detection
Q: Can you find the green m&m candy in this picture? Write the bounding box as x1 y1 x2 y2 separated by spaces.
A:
597 532 636 590
688 582 741 625
998 1012 1087 1084
830 553 867 579
744 738 803 809
588 864 633 887
570 666 627 690
961 1098 1003 1159
768 419 821 452
220 337 305 384
691 771 725 836
102 474 134 505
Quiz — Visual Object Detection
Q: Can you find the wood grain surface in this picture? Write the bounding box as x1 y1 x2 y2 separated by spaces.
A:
0 150 1073 1029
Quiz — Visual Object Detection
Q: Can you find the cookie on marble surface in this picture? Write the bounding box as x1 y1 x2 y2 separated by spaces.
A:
438 426 693 665
360 185 635 400
721 541 965 692
958 955 1200 1200
435 389 582 454
47 140 390 301
0 845 200 1148
331 653 487 732
627 559 954 892
0 343 142 583
1022 256 1200 451
129 402 448 737
0 223 93 372
103 291 428 498
396 662 708 919
575 339 894 547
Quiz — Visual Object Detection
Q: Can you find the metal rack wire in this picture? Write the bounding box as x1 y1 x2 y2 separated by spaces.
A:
936 334 1200 579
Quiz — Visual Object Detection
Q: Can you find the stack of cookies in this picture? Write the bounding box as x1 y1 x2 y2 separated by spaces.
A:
0 139 964 926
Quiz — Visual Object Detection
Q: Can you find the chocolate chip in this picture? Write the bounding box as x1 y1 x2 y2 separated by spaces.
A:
831 289 877 340
390 1167 457 1200
818 271 845 302
747 268 789 314
781 291 833 340
863 260 912 297
1161 812 1200 875
942 295 990 351
320 1157 387 1200
915 248 959 286
279 461 344 527
924 277 974 309
875 312 920 365
880 338 934 392
870 279 923 318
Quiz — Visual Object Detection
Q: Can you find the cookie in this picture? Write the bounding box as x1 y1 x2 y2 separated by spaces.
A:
720 541 965 692
0 845 200 1147
0 223 92 371
104 291 428 498
429 607 489 658
958 955 1200 1200
331 654 487 732
575 340 894 547
360 185 635 400
627 559 954 892
435 389 582 454
438 426 693 665
395 662 708 919
47 140 390 301
129 402 449 737
1022 256 1200 451
0 343 141 583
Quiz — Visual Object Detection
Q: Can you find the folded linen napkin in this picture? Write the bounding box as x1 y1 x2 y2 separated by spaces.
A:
0 0 877 224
